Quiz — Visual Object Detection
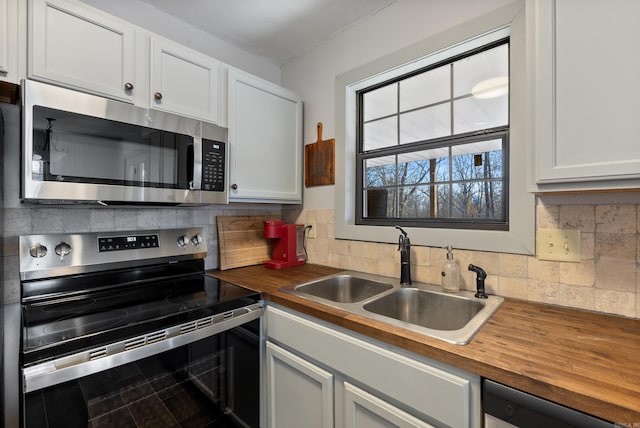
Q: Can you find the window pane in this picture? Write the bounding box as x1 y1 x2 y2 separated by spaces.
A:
451 182 503 219
365 155 396 187
400 65 450 111
398 184 450 218
365 188 395 218
363 117 397 151
451 140 503 181
399 103 451 144
398 148 449 184
363 84 397 121
453 96 507 134
454 44 508 97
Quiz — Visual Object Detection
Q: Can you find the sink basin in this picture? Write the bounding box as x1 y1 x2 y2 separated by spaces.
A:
280 271 503 345
292 274 393 303
363 288 484 331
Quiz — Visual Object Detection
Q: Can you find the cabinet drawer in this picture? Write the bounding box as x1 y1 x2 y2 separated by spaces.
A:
266 305 480 428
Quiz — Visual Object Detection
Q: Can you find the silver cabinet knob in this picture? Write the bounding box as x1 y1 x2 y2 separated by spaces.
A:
30 243 47 258
124 82 134 91
231 184 238 190
154 92 163 100
55 242 71 261
177 235 189 248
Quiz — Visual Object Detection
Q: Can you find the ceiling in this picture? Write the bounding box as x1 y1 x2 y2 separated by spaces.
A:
138 0 396 65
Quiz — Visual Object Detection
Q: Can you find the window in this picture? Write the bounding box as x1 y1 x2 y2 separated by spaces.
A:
356 40 509 230
335 2 535 255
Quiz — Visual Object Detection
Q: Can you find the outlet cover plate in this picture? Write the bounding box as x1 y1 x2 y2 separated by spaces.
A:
307 221 317 239
536 228 581 262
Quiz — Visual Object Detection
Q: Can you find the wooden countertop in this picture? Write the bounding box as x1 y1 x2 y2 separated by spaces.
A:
209 264 640 424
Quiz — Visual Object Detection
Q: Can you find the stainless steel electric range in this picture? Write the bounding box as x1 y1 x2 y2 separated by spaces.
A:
17 227 263 428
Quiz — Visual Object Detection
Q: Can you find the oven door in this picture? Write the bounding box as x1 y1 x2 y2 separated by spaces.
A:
23 319 260 428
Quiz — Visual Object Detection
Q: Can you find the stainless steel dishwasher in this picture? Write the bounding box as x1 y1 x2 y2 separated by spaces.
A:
483 379 615 427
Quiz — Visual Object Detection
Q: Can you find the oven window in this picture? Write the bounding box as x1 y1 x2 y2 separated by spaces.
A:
24 322 259 428
31 106 193 189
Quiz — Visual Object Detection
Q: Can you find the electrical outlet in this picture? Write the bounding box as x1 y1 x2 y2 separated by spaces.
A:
307 221 317 239
536 228 581 262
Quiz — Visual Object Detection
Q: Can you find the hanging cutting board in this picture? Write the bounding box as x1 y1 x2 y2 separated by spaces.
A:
305 122 335 187
217 215 280 270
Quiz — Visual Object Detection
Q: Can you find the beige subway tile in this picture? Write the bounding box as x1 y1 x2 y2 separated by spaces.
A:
499 253 528 278
464 251 500 276
527 257 560 282
560 284 596 311
536 203 559 228
527 279 562 305
413 265 430 283
595 232 636 261
595 259 637 292
498 276 528 300
559 205 595 232
595 289 636 318
580 232 595 260
317 209 333 225
412 246 431 267
559 260 595 287
595 205 636 233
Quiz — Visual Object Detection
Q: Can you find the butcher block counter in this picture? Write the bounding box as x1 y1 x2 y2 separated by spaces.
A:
208 264 640 424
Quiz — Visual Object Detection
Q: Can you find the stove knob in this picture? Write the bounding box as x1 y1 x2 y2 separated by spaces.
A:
29 243 48 258
191 234 203 246
177 235 189 248
55 242 71 261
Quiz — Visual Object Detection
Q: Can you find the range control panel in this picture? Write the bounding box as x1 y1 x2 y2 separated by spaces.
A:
98 234 159 252
19 228 207 281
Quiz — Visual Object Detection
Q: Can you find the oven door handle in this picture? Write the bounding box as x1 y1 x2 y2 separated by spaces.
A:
23 303 264 393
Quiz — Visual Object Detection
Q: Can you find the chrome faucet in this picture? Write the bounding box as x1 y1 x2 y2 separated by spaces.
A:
395 226 412 286
468 264 488 299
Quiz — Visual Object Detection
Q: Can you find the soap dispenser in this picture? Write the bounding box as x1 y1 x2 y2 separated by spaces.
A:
441 245 460 293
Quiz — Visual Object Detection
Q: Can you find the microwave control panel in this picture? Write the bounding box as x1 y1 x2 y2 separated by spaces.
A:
201 139 225 192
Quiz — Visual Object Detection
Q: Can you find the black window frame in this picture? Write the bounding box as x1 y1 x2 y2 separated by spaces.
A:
355 38 510 231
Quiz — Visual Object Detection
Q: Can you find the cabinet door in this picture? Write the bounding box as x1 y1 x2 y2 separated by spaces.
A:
0 0 9 77
29 0 135 102
266 341 334 428
149 37 220 123
228 69 303 203
533 0 640 188
342 382 435 428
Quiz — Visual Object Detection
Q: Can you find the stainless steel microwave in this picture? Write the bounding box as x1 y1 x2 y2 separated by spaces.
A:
21 80 228 205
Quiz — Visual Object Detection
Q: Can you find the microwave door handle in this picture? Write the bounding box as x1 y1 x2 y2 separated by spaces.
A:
187 144 195 190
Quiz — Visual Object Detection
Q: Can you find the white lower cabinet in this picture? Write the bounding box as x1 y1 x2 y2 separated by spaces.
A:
266 341 334 428
264 305 481 428
342 381 435 428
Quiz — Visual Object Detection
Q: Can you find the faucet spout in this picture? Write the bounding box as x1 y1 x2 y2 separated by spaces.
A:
468 264 488 299
395 226 412 286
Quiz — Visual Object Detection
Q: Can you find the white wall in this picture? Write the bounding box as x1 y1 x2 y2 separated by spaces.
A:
281 0 514 210
80 0 282 84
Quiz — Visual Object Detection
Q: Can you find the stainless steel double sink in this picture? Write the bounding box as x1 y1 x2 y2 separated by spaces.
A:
280 271 503 345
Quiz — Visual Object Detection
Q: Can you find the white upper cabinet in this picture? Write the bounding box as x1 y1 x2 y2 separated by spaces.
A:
149 36 221 123
0 0 24 83
227 68 303 203
531 0 640 191
29 0 136 103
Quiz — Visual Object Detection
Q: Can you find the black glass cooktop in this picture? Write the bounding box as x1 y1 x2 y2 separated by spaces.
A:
22 266 259 365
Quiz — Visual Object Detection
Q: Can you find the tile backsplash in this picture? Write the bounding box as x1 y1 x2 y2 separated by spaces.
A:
287 203 640 319
2 205 280 304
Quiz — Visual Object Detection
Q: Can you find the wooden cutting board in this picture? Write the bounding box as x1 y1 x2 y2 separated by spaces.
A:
305 122 335 187
217 215 280 270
